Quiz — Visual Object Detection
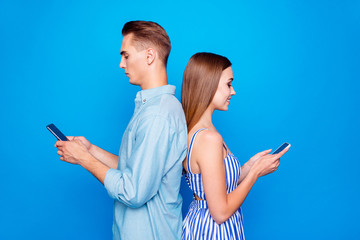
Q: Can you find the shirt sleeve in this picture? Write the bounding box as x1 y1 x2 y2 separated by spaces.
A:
104 114 175 208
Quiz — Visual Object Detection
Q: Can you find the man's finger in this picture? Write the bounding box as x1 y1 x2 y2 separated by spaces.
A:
67 136 75 141
55 141 64 147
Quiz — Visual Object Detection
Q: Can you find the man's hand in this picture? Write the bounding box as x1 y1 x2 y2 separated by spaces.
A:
66 136 92 150
55 139 90 165
54 137 110 184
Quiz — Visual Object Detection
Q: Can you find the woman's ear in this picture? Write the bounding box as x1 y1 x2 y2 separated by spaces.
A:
146 48 156 65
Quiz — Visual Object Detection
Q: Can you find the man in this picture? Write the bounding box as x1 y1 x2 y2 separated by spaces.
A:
55 21 187 240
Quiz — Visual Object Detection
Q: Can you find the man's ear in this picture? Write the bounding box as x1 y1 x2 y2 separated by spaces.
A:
146 48 156 65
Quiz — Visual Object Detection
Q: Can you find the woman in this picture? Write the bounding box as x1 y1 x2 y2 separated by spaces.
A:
181 52 290 239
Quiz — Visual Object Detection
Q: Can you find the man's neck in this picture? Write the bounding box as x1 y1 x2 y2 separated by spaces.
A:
140 67 168 90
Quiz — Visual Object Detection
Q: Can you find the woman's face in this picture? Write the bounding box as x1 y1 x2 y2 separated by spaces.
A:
211 67 236 111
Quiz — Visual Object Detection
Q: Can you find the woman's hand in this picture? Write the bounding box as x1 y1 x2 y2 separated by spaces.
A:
250 144 290 178
247 149 272 167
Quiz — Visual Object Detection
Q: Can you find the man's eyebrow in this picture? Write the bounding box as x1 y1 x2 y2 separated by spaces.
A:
120 51 127 56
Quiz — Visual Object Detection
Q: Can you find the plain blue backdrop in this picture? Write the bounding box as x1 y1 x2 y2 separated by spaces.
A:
1 0 359 239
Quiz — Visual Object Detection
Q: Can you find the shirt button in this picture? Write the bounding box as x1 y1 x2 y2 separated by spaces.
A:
143 99 146 103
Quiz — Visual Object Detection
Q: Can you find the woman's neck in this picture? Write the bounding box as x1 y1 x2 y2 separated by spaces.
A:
191 107 216 132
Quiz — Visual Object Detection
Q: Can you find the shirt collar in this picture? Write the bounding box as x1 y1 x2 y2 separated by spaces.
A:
135 85 176 104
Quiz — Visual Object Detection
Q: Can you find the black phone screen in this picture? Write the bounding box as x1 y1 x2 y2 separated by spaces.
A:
46 123 68 141
272 142 289 154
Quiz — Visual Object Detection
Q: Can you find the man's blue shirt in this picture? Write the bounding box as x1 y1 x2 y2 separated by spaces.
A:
104 85 187 240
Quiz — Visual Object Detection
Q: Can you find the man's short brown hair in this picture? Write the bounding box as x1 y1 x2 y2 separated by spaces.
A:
122 21 171 66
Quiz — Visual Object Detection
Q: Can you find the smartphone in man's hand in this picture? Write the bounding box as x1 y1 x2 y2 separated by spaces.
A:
46 123 68 141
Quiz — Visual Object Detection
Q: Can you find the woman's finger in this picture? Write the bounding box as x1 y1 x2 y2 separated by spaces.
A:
260 149 272 156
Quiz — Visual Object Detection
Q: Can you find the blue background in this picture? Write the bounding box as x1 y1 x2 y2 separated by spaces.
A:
1 0 359 239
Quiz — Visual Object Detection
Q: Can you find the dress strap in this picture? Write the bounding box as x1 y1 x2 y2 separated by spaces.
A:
223 143 229 155
187 128 208 174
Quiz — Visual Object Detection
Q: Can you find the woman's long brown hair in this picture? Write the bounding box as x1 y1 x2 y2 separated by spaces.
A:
181 52 232 131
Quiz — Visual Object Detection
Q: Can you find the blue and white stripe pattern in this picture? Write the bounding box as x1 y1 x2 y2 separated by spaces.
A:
182 128 245 240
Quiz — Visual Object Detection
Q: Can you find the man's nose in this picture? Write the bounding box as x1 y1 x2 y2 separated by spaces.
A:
119 58 125 69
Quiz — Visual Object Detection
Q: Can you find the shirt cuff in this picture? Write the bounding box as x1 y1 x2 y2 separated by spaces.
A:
104 168 121 199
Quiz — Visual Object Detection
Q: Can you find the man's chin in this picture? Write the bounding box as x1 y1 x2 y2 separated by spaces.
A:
128 79 140 86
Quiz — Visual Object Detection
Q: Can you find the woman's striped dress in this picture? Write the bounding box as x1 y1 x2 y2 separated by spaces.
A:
182 128 245 240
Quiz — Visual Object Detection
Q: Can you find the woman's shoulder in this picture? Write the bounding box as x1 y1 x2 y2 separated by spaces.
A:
195 129 223 151
189 129 225 170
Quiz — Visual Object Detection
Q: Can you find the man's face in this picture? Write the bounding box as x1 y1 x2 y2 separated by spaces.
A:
119 34 147 85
